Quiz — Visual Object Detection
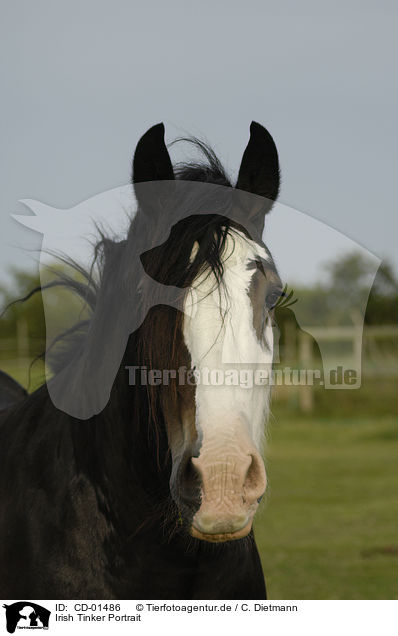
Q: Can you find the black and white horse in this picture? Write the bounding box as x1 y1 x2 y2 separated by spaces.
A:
0 122 281 599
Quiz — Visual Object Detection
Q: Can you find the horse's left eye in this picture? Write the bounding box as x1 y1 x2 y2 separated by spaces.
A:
265 289 283 311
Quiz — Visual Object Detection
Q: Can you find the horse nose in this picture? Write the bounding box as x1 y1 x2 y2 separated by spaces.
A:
243 451 267 502
190 446 267 538
172 453 202 513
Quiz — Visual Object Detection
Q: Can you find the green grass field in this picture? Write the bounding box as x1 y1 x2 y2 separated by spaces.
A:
255 414 398 599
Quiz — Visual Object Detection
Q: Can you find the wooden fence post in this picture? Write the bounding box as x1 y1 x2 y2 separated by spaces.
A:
298 331 314 413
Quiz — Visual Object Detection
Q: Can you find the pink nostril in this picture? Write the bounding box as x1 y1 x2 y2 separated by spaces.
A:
243 452 267 503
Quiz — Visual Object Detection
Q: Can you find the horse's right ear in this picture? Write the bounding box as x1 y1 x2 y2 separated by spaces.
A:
132 123 175 209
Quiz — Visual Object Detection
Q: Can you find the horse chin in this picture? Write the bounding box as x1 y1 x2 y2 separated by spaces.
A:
190 520 252 543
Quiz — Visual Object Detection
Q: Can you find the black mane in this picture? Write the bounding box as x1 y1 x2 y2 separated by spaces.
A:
173 137 232 186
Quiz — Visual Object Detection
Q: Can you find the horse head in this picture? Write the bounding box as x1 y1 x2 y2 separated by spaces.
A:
130 122 281 542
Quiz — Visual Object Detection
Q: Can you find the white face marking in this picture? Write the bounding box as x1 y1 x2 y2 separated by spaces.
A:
183 230 273 451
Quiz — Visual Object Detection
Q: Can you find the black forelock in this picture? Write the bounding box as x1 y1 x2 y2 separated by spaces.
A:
173 137 232 187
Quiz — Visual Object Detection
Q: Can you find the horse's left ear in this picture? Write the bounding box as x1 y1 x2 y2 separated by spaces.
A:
132 123 175 210
236 121 280 234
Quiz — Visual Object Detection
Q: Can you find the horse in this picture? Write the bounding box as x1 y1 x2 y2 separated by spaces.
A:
0 121 281 599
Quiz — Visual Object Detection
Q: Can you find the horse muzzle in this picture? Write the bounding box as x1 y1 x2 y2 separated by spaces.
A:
188 443 267 542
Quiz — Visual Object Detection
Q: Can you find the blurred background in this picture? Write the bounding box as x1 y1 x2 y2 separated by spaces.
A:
1 0 397 600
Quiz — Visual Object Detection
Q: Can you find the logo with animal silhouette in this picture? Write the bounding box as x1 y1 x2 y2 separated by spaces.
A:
2 603 50 633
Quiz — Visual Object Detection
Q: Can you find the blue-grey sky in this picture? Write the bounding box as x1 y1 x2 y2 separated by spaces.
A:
1 0 397 286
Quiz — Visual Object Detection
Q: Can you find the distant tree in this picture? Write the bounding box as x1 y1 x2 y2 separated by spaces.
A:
325 252 376 315
365 261 398 324
0 264 90 359
0 268 46 356
288 252 398 327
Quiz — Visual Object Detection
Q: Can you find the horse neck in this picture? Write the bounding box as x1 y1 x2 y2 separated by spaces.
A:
73 362 172 537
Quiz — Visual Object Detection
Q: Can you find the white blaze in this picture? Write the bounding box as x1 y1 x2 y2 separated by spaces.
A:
183 230 273 451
